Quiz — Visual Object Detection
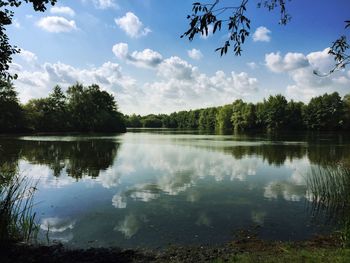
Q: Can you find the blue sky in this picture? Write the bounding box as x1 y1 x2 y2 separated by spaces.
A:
8 0 350 114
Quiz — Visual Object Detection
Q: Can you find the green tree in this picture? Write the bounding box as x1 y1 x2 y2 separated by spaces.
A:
264 95 288 130
0 79 24 132
303 92 344 130
344 94 350 130
199 107 217 130
23 98 51 131
255 101 267 129
142 115 163 128
47 85 68 131
286 100 304 129
163 112 178 128
126 114 142 128
231 100 256 130
23 87 68 132
66 83 125 132
216 104 233 130
231 100 245 130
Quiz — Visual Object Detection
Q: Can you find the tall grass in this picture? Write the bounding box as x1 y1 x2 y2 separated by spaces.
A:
306 163 350 247
307 164 350 219
0 173 39 244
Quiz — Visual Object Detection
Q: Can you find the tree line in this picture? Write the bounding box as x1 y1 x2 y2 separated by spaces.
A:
0 80 126 133
125 92 350 131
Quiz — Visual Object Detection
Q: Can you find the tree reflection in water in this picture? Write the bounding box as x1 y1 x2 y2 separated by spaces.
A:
0 137 120 180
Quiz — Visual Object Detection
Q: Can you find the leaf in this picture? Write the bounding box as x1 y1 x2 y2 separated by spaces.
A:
345 21 350 29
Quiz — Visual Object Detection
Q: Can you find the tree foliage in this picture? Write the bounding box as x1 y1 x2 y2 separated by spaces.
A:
326 21 350 75
217 104 233 130
1 81 126 133
231 100 256 130
303 92 344 130
0 0 57 80
0 79 24 132
182 0 291 56
125 92 350 132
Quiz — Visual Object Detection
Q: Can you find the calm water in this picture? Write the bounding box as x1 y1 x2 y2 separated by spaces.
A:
1 130 349 248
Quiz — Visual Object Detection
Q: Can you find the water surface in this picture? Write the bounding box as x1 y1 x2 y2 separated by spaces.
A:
1 131 349 248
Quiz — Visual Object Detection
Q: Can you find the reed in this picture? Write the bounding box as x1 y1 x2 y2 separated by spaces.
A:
0 173 39 244
306 163 350 247
306 164 350 219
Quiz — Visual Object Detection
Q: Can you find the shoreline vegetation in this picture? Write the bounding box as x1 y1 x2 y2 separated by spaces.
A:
1 234 349 263
1 80 350 135
125 92 350 132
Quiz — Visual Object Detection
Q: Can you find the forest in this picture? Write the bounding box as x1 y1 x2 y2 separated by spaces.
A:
1 78 350 133
126 92 350 131
0 80 126 133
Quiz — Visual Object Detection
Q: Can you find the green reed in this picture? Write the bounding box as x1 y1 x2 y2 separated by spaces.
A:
306 163 350 247
0 173 39 244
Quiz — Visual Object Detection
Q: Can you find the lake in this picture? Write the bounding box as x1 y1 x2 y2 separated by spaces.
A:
1 130 349 249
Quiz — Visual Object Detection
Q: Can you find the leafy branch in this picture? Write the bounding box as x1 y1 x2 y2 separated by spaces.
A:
181 0 291 56
313 21 350 76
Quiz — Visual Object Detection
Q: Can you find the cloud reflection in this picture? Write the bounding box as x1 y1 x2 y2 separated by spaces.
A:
114 214 141 239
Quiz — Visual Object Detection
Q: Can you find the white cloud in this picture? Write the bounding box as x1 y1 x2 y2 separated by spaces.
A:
253 26 271 42
93 0 117 9
112 43 163 68
265 48 350 102
13 19 20 28
13 48 259 115
115 12 151 38
37 16 77 33
11 61 135 105
158 56 195 80
265 52 309 73
247 62 258 70
306 48 334 74
142 56 258 113
18 49 37 63
129 49 163 68
112 43 129 60
187 48 203 60
50 6 75 17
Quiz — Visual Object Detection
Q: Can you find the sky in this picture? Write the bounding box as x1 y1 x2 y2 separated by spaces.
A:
7 0 350 115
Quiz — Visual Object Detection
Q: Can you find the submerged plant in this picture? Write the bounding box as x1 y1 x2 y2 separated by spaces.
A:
0 173 39 244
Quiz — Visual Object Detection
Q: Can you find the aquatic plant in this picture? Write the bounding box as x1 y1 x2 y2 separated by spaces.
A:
0 173 39 244
306 164 350 219
306 163 350 247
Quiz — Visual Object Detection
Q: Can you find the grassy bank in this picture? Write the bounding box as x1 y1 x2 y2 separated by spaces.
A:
0 235 348 263
216 248 350 263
